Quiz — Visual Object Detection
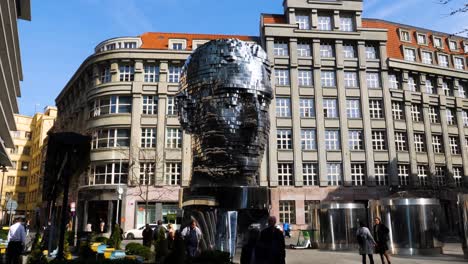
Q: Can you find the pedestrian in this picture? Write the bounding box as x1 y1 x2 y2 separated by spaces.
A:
142 224 153 248
164 230 186 264
356 221 376 264
167 223 176 249
283 222 291 238
240 228 260 264
255 216 285 264
6 217 26 264
181 219 202 258
41 221 51 251
99 218 105 233
373 217 391 264
154 220 167 241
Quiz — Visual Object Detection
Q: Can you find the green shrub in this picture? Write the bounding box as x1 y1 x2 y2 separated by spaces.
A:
0 228 8 240
192 250 231 264
94 236 109 244
108 224 122 249
125 242 152 260
27 233 47 264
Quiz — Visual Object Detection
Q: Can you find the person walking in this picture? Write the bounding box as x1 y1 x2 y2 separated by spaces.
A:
6 217 26 264
240 228 260 264
167 223 176 250
256 216 285 264
373 217 391 264
356 221 376 264
181 220 202 258
283 222 291 238
142 224 153 248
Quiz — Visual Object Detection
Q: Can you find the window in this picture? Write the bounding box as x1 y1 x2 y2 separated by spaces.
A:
365 44 378 59
301 129 316 150
124 42 137 49
411 104 422 122
325 130 340 150
166 128 182 149
392 101 404 120
278 164 293 186
442 81 452 96
438 54 449 67
18 193 25 204
422 51 433 64
453 167 463 187
351 164 365 186
89 95 132 117
277 129 292 150
144 65 159 82
369 100 384 119
304 201 319 225
274 41 289 56
342 44 356 58
459 83 467 98
327 163 341 186
446 108 456 125
414 133 426 152
165 162 181 185
417 34 427 45
395 132 407 151
398 165 410 186
279 201 296 224
455 57 465 70
400 30 410 42
275 69 290 86
408 76 418 92
348 130 364 151
299 98 315 118
388 73 400 89
296 13 310 30
323 99 338 118
91 128 131 149
429 106 439 123
297 42 311 57
10 161 16 169
465 43 468 53
168 65 181 83
100 66 111 83
317 14 332 31
417 165 428 186
372 131 386 150
340 15 354 32
404 48 416 62
7 176 14 186
25 132 32 140
276 98 291 117
88 163 128 185
434 37 443 48
303 163 318 186
375 164 388 186
141 128 156 148
449 40 457 51
139 162 155 185
449 136 460 154
463 111 468 127
172 43 183 50
142 95 158 115
432 135 443 153
105 43 116 51
320 43 334 58
435 166 446 186
321 71 336 87
166 96 178 116
344 72 358 88
346 99 361 119
22 146 30 155
119 65 135 81
10 146 18 154
366 72 380 88
298 70 313 86
12 131 21 138
425 79 436 94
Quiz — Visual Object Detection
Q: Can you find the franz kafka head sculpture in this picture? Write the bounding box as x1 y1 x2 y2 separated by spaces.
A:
177 39 272 187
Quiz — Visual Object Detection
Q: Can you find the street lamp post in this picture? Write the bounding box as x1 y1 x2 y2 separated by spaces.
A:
0 166 7 226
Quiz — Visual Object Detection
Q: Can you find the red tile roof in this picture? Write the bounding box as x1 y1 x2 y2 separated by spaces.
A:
262 14 287 24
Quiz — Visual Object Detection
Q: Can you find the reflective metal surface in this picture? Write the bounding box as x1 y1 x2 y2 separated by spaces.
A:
177 38 272 187
458 194 468 258
369 198 443 255
319 202 367 250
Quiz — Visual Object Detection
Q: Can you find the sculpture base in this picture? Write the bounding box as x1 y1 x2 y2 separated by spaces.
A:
182 186 269 257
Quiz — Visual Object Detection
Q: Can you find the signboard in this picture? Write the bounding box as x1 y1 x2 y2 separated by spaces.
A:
6 200 17 211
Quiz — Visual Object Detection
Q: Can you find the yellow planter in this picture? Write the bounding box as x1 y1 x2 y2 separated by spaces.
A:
104 248 115 259
90 242 102 252
0 245 6 254
66 253 72 260
42 250 48 256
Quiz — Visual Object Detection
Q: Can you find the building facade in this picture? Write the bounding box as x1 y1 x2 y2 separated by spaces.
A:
54 0 467 235
54 33 258 233
0 0 31 167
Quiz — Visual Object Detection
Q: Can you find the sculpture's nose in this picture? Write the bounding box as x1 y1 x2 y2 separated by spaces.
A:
242 97 259 129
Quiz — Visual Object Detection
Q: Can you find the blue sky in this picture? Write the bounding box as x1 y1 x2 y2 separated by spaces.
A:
17 0 467 116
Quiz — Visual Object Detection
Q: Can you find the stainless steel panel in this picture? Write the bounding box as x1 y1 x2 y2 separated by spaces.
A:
458 194 468 259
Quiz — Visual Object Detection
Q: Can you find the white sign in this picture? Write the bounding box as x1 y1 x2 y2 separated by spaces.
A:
6 200 17 211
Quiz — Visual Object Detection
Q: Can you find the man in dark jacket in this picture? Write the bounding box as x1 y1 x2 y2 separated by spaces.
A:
373 217 391 264
142 224 153 248
256 216 285 264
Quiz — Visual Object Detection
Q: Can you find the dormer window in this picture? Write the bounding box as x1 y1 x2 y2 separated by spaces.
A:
172 43 183 50
433 37 443 48
449 40 458 51
400 30 411 42
417 33 427 45
169 39 187 50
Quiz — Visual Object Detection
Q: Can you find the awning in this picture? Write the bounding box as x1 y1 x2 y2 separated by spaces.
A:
0 140 12 167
